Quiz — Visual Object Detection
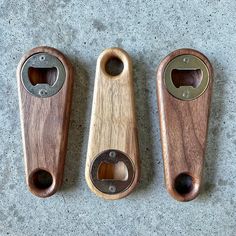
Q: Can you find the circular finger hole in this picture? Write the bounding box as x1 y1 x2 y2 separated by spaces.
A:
105 57 124 76
31 169 53 190
174 173 194 196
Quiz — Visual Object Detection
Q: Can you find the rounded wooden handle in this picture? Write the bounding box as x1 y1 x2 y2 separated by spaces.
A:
157 48 213 201
17 46 74 197
85 48 140 200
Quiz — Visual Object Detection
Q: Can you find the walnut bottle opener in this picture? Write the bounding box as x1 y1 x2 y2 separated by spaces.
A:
17 46 74 197
85 48 140 200
157 49 213 201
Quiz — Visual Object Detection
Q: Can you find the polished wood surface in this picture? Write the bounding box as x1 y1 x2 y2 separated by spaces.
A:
86 48 140 200
17 46 74 197
157 49 213 201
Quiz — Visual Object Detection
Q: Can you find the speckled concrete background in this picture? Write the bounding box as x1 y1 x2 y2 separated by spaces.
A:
0 0 235 235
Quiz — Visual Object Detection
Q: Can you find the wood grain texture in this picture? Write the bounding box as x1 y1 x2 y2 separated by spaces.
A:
157 49 213 201
85 48 140 200
17 46 74 198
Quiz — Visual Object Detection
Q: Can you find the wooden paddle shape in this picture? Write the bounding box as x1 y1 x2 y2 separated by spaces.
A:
85 48 140 200
17 46 74 197
157 49 213 201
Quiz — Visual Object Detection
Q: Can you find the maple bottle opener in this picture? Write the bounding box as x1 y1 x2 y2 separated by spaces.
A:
17 46 74 197
157 49 213 201
85 48 140 200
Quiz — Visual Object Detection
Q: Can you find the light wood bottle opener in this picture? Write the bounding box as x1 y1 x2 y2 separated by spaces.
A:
157 49 213 201
17 46 74 197
85 48 140 200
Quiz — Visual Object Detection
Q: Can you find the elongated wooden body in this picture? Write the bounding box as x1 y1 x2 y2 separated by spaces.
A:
157 49 213 201
17 46 74 197
86 48 140 200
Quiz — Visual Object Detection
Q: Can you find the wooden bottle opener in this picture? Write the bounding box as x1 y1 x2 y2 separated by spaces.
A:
17 46 74 197
85 48 140 200
157 49 213 201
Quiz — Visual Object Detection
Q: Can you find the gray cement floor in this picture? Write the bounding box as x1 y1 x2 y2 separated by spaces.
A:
0 0 236 235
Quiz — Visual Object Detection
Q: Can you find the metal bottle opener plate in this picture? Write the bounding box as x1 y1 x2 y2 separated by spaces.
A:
164 54 210 101
90 149 135 194
21 52 66 98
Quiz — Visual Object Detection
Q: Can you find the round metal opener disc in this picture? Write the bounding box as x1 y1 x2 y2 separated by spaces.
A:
164 54 210 101
21 52 66 98
90 149 135 194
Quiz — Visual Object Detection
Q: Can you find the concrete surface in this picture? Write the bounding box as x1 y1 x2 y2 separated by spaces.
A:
0 0 236 235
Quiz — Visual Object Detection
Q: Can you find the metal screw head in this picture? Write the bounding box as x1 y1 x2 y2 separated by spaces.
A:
109 185 116 193
109 151 116 158
183 57 189 63
182 89 190 98
38 89 48 97
39 55 45 61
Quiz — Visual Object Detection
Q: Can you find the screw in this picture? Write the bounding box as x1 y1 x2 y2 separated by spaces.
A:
183 57 189 63
109 151 116 158
39 89 48 97
182 89 190 98
109 185 116 193
39 55 45 61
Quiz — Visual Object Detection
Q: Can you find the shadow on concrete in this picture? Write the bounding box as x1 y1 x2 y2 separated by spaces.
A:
199 57 226 201
61 53 90 193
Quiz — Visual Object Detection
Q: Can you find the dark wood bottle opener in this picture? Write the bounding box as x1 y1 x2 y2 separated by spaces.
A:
157 49 213 201
85 48 140 200
17 46 74 198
